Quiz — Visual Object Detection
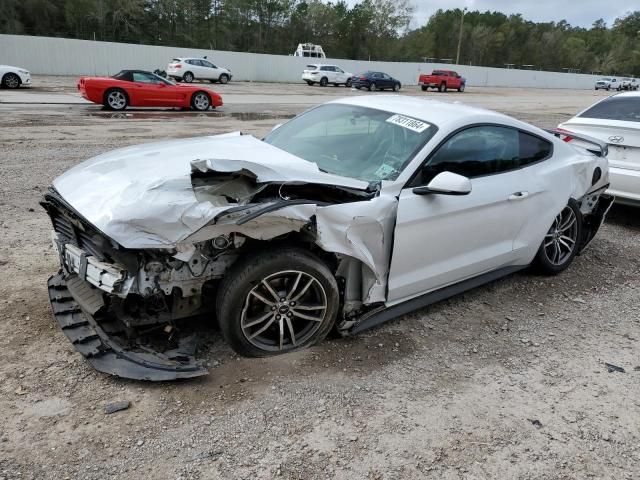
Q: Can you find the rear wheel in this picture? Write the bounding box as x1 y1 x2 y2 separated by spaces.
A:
306 80 314 86
369 82 376 92
191 91 210 111
2 73 21 89
219 73 229 84
534 202 582 275
183 71 194 83
421 85 428 91
319 77 328 87
216 248 339 357
104 88 128 110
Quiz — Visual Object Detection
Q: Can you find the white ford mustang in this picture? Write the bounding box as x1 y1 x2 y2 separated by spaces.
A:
42 96 613 380
559 91 640 206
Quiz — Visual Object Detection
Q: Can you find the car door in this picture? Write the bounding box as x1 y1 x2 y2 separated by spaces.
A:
201 60 220 80
131 72 179 106
334 66 346 83
387 125 532 304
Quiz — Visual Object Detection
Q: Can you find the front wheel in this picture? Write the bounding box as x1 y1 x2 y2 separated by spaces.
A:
191 91 211 111
421 85 428 91
438 82 447 92
393 83 400 92
369 82 376 92
104 88 128 110
306 80 314 86
458 83 465 92
534 202 582 275
219 74 229 84
2 73 21 89
345 78 352 87
216 248 339 357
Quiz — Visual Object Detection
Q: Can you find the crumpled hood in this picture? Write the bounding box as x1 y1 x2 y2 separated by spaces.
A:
53 132 370 248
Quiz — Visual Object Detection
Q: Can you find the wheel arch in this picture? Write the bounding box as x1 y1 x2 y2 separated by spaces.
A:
103 86 130 105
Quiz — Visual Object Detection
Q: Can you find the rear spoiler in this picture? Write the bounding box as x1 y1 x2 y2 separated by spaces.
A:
545 128 608 158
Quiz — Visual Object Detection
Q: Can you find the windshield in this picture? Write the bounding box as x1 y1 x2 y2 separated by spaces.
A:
579 96 640 122
263 104 437 182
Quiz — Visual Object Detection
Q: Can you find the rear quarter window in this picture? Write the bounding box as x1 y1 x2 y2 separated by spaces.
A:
519 132 553 166
579 97 640 122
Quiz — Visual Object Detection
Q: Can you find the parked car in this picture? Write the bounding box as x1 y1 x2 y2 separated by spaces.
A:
558 91 640 205
621 78 638 91
43 95 612 380
302 64 353 87
351 72 401 91
167 57 232 84
77 70 223 111
293 43 326 58
594 77 621 91
419 69 466 92
0 64 31 89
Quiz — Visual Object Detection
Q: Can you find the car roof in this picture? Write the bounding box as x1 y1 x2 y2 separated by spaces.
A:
329 95 516 127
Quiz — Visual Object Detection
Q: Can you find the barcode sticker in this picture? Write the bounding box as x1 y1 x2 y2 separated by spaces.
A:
385 114 430 133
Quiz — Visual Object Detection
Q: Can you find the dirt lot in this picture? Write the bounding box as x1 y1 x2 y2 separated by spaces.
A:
0 79 638 480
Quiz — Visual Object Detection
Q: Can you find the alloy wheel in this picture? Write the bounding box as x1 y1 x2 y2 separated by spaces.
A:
240 270 328 352
107 90 127 110
192 93 210 111
543 206 578 266
4 73 20 89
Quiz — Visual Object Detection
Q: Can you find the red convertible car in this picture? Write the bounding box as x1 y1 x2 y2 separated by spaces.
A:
77 70 223 111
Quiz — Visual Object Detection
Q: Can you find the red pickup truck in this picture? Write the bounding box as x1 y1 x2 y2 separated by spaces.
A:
419 70 466 92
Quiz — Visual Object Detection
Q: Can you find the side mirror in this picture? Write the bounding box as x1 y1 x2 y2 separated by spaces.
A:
412 171 472 196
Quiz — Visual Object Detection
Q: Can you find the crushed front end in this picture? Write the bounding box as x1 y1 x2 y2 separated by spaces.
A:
41 190 232 380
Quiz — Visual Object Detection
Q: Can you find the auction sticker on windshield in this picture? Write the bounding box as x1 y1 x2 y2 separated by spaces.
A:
385 114 430 133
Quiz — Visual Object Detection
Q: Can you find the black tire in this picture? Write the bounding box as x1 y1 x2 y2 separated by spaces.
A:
606 86 610 91
216 248 339 357
2 72 21 89
369 82 376 92
438 82 447 92
393 83 400 92
191 91 211 111
421 85 428 91
458 83 465 92
103 88 128 110
306 80 314 86
319 77 328 87
183 71 194 83
533 200 582 275
219 74 229 84
594 87 598 90
345 78 352 87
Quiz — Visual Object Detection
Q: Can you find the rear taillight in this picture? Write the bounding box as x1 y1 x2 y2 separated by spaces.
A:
359 76 366 80
175 64 182 69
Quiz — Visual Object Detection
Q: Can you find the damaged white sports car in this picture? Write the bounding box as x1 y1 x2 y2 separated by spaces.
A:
43 96 613 380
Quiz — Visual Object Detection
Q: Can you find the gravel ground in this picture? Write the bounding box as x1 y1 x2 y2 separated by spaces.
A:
0 79 638 480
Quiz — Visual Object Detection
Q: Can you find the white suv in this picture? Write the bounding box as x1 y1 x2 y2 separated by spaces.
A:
302 64 353 87
167 57 232 84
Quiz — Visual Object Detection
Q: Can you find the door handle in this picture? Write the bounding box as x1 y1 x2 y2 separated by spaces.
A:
508 191 529 200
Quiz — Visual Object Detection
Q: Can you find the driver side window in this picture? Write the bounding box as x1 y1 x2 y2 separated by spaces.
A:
132 72 161 84
416 126 519 185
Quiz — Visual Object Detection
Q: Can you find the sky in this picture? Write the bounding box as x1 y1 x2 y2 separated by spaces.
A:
387 0 638 29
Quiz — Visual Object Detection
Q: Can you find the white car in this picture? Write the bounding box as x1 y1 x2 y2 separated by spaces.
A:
42 96 612 380
621 78 638 91
595 77 621 91
0 65 31 89
559 91 640 205
302 64 353 87
167 57 232 84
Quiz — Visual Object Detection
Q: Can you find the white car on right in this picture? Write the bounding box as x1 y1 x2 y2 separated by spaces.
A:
559 91 640 205
302 64 353 87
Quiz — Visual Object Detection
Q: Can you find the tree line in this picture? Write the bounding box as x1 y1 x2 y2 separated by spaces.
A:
1 0 639 75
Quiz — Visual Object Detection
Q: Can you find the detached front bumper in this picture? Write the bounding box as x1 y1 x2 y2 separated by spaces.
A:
47 273 208 380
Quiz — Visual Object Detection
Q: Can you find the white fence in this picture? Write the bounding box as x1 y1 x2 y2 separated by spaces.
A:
0 34 602 89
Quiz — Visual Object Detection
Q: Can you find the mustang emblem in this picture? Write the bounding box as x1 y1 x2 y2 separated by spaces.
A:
608 135 624 144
